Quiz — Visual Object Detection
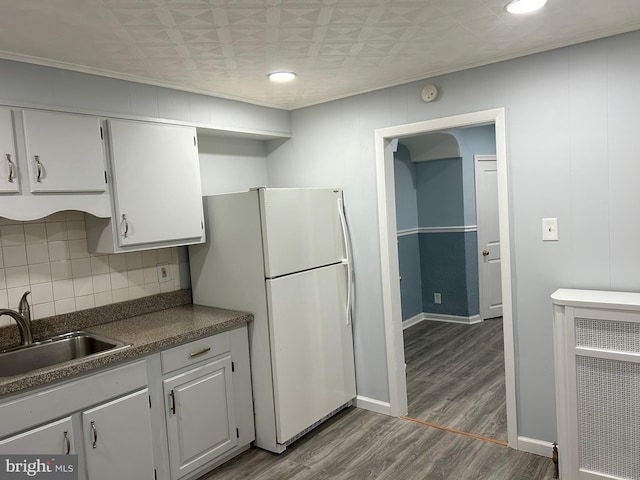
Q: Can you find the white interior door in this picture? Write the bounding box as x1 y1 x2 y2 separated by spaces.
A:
266 263 356 444
475 155 502 320
260 188 346 278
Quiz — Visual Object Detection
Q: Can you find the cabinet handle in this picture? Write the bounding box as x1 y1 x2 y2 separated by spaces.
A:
90 421 98 449
169 390 176 415
189 347 211 358
63 430 71 455
6 154 14 183
34 155 43 183
121 214 129 238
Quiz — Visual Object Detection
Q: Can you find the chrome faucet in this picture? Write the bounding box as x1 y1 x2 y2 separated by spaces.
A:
0 291 33 346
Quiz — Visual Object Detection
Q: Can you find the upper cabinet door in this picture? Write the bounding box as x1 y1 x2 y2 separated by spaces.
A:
107 119 204 247
22 109 106 193
0 107 18 193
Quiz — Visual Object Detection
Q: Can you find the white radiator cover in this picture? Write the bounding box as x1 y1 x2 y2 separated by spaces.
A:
552 289 640 480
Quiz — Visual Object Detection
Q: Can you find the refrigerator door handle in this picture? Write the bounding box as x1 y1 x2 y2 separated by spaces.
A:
338 197 354 326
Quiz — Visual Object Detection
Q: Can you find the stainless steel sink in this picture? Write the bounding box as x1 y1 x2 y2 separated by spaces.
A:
0 331 130 377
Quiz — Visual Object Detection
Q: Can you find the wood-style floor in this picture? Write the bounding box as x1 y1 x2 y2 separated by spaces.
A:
200 407 554 480
200 318 555 480
403 317 507 442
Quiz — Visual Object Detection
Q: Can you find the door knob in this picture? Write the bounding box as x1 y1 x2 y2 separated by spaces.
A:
482 250 490 257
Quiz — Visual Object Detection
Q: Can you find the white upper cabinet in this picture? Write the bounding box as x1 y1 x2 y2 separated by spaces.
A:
104 119 204 249
22 109 106 193
0 107 18 193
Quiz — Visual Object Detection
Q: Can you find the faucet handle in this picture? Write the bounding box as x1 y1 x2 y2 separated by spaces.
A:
18 291 31 321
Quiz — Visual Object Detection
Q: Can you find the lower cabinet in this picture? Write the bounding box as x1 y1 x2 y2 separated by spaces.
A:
83 389 155 480
163 357 237 479
0 361 155 480
0 323 254 480
0 417 74 454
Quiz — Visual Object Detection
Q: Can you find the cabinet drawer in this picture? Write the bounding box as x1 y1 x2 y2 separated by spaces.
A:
161 332 230 374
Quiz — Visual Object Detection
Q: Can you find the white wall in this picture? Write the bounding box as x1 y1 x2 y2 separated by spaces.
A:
266 30 640 442
198 136 268 195
0 58 290 136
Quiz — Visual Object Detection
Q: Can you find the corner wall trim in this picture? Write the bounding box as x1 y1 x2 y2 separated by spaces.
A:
402 313 425 330
355 396 393 416
517 436 555 458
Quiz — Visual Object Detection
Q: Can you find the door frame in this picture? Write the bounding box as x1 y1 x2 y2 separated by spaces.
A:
374 107 517 448
475 154 502 321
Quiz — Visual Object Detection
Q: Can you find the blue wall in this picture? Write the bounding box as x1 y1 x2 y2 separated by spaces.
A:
395 125 494 321
416 157 464 227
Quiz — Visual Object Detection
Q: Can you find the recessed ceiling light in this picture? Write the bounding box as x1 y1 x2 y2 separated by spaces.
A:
505 0 547 14
268 71 296 82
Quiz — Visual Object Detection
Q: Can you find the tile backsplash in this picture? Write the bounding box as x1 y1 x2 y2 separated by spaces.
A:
0 212 181 327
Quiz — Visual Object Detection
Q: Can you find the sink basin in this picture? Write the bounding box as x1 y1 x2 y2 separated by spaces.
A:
0 331 130 377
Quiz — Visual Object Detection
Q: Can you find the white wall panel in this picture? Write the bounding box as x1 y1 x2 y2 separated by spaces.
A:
198 136 267 195
568 41 611 289
267 30 640 441
0 59 290 136
606 33 640 290
128 82 160 118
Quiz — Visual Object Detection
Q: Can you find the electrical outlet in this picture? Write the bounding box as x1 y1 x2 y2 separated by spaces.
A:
157 263 172 283
434 292 442 304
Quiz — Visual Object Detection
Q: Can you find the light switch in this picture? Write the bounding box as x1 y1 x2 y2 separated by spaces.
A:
542 218 558 241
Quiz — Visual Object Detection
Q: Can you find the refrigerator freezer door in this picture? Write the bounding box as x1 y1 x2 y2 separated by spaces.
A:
260 188 346 278
266 263 356 444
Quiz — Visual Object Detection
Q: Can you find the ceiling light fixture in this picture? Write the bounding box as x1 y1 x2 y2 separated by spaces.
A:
268 71 296 82
505 0 547 14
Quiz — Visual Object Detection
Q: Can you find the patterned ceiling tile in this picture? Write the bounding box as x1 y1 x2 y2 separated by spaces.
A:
167 8 217 26
179 28 222 43
1 0 640 109
278 6 326 26
277 26 315 42
227 27 268 43
225 7 268 26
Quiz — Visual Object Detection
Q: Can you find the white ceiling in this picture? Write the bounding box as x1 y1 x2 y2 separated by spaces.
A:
1 0 639 110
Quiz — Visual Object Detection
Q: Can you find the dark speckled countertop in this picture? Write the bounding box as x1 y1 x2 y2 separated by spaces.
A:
0 295 252 396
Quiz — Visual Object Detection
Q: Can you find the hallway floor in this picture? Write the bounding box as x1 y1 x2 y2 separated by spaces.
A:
403 317 507 442
200 407 554 480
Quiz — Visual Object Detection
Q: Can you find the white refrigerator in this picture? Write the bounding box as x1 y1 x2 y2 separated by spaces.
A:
189 187 357 453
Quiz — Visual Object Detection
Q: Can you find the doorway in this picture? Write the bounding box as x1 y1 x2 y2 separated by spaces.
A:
373 108 517 448
393 126 506 442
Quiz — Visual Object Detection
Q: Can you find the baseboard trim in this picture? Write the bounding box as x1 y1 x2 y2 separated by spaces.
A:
402 313 425 329
423 313 482 325
403 312 482 328
355 396 392 416
517 436 554 458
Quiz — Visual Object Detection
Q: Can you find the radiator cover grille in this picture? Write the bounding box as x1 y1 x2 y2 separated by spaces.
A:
576 355 640 479
576 317 640 353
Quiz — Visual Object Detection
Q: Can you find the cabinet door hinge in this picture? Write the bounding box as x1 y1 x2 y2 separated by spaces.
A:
100 126 103 140
231 361 235 372
104 171 108 184
236 428 239 439
193 136 197 147
148 395 152 408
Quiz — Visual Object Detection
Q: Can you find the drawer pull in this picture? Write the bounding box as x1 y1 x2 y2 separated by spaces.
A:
190 347 211 358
